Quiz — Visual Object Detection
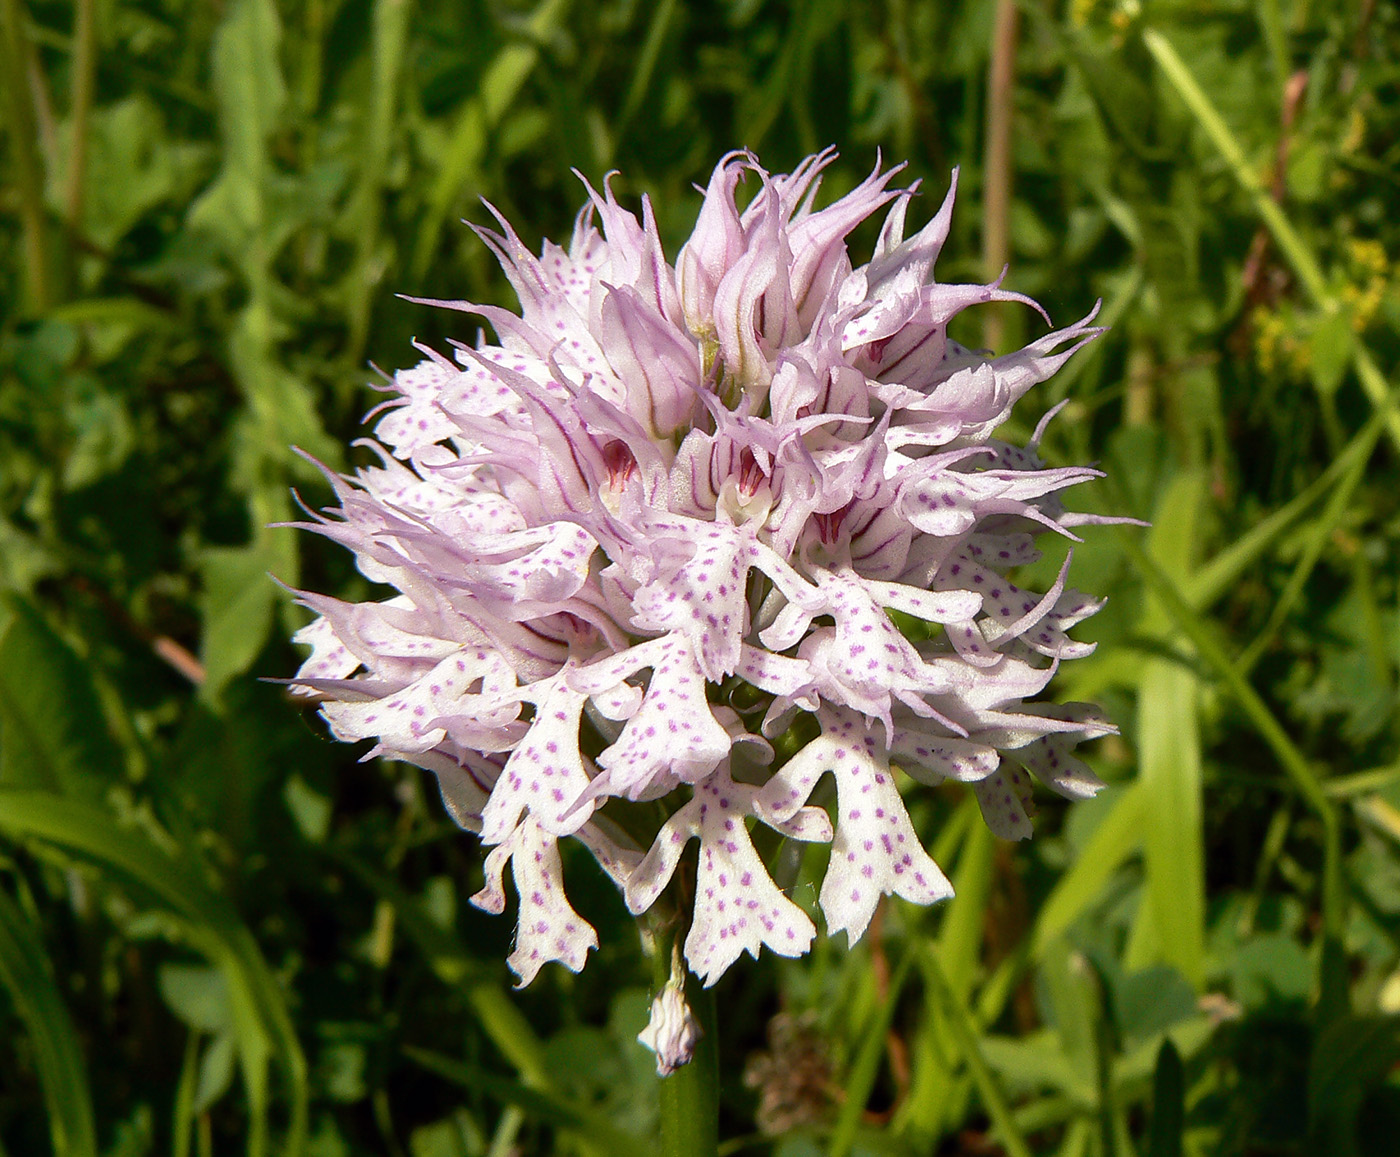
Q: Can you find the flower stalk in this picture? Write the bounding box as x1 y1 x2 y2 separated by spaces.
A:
650 930 719 1157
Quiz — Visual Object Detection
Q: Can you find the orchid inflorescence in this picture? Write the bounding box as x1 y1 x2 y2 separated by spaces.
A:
290 149 1117 992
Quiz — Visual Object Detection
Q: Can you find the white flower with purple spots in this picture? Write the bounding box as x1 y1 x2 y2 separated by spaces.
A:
290 149 1119 987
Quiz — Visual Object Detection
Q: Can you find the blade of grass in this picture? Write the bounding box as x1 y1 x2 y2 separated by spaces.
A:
1323 763 1400 799
981 0 1018 353
614 0 678 144
62 0 96 231
333 851 552 1089
829 945 914 1157
1142 27 1400 453
937 809 995 1001
901 808 994 1137
173 1027 201 1157
0 791 309 1157
1184 410 1384 614
0 886 98 1157
1236 416 1381 675
1127 473 1207 989
1114 531 1347 1021
1147 1039 1185 1157
1031 784 1145 960
922 945 1035 1157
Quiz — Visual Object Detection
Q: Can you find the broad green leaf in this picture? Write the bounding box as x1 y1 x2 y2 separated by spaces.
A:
283 775 332 844
979 1030 1089 1106
209 0 284 238
160 963 232 1034
0 887 98 1157
228 308 338 468
0 595 122 796
46 96 195 252
160 965 241 1116
1125 655 1204 988
61 373 135 490
1039 938 1101 1105
1310 308 1355 398
409 1111 487 1157
199 544 278 706
196 1034 239 1115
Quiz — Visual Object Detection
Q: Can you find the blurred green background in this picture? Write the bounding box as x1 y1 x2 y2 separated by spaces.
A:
2 0 1398 1154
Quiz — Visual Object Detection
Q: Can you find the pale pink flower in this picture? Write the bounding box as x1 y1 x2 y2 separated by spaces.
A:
291 150 1117 987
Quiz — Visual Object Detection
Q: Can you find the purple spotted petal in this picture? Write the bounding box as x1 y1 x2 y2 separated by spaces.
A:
471 817 599 986
626 766 826 985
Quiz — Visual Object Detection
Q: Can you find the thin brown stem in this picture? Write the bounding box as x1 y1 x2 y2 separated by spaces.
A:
1 0 53 310
982 0 1018 353
64 0 96 229
1240 69 1308 305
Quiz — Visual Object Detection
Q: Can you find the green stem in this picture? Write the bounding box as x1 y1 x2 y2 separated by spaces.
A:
654 949 719 1157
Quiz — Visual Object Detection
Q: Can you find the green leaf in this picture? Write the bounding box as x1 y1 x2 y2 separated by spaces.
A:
1310 308 1355 398
0 595 122 796
829 947 913 1157
411 0 570 277
160 963 232 1034
0 887 98 1157
209 0 285 238
1126 655 1204 988
1146 1039 1184 1157
199 544 278 706
283 774 332 844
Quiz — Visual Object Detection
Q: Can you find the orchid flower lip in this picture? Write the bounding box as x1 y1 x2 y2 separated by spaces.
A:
289 147 1121 987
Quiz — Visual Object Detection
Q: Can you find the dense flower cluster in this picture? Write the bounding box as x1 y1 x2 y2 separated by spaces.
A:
290 150 1116 987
